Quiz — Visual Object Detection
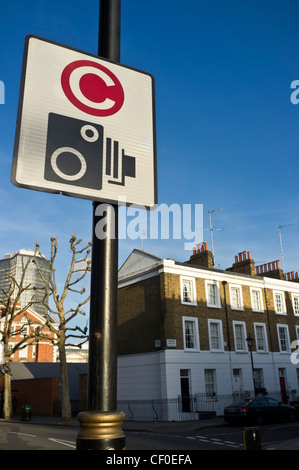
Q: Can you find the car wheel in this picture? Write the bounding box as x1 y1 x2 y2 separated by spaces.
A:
289 410 296 422
256 413 264 425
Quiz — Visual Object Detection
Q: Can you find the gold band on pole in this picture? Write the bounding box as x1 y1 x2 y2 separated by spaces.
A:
77 411 126 450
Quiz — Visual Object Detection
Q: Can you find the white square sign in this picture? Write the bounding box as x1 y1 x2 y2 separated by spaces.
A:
12 35 157 208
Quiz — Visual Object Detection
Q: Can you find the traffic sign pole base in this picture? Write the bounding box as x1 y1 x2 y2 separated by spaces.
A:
76 410 126 450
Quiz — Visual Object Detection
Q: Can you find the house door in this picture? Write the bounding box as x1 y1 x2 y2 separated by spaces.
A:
180 369 191 412
278 368 288 403
232 369 243 393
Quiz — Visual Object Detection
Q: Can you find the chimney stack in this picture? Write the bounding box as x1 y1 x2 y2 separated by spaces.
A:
255 260 284 280
227 251 255 276
186 242 214 268
284 271 299 282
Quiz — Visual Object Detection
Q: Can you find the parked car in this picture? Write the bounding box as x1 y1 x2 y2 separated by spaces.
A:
224 396 296 425
289 400 299 418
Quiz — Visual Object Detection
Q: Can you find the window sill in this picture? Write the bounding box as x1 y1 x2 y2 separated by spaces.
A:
183 349 200 353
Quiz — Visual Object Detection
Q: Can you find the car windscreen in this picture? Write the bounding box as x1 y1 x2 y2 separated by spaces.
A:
228 398 254 406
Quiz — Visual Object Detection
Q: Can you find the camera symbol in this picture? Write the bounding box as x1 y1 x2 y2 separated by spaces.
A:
44 113 136 190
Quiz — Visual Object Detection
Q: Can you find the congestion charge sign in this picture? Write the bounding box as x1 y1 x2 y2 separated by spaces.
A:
11 35 157 208
61 59 125 117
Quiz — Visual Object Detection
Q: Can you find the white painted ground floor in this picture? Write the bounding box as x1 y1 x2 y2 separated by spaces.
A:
117 350 299 420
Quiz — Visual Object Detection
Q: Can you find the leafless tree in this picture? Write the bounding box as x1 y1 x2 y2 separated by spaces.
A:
34 234 91 423
0 256 46 420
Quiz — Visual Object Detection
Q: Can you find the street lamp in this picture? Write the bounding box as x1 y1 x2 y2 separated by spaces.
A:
246 334 256 396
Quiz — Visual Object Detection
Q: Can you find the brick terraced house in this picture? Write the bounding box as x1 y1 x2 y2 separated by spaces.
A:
116 245 299 420
0 305 57 363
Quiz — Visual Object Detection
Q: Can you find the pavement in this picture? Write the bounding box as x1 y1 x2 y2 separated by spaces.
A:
122 416 225 434
8 414 299 450
11 414 225 433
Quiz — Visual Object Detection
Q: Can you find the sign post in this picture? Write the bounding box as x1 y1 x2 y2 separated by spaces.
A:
11 0 156 450
76 0 125 450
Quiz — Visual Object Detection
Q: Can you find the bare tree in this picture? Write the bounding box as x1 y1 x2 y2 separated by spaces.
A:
0 255 46 420
34 234 91 423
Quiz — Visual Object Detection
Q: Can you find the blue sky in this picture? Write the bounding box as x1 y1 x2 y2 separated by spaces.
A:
0 0 299 329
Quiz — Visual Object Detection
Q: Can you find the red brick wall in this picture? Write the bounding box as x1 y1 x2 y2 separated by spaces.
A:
10 377 59 416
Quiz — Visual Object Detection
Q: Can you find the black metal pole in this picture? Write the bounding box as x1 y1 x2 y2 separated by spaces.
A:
88 202 118 412
98 0 121 61
88 0 120 409
249 346 257 396
247 334 257 397
222 281 231 351
77 0 125 450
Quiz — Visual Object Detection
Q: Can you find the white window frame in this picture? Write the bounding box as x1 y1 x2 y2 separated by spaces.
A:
277 324 291 353
254 368 264 389
233 321 247 352
180 276 197 306
19 346 27 359
229 284 244 311
250 287 264 313
208 319 224 352
254 322 268 353
204 369 217 397
273 290 287 315
291 293 299 316
182 316 200 351
205 280 221 308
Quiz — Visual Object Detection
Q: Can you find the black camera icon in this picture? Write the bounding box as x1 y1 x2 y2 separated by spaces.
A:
44 113 136 190
45 113 104 189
